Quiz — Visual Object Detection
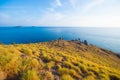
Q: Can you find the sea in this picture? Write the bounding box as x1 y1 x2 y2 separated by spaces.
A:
0 27 120 54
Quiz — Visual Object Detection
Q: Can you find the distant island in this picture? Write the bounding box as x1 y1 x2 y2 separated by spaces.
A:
15 26 23 28
14 26 36 28
0 39 120 80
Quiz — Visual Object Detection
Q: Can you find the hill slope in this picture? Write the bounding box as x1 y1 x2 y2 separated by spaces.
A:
0 40 120 80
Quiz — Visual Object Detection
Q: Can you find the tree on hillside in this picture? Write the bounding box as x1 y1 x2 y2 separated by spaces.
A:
83 40 88 45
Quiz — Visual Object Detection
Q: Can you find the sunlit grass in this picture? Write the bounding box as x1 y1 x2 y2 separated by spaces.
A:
0 40 120 80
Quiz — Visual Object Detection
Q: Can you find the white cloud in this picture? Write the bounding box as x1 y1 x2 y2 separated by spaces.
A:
84 0 105 12
36 11 65 26
0 13 11 21
56 0 62 6
51 0 62 7
1 0 120 27
46 8 55 12
0 13 9 19
54 13 65 20
38 13 120 27
79 15 120 27
40 0 64 26
69 0 78 8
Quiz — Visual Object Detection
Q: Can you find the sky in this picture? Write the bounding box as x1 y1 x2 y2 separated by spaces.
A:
0 0 120 27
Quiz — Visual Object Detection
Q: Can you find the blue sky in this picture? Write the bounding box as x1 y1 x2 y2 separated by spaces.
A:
0 0 120 27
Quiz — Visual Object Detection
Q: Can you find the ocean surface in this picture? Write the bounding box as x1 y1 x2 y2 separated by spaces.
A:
0 27 120 54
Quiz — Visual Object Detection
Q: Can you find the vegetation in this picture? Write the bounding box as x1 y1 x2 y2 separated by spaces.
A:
0 40 120 80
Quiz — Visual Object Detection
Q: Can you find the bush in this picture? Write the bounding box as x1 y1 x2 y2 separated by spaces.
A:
58 68 69 75
87 67 99 76
41 53 51 63
0 47 10 55
61 74 74 80
63 61 73 69
20 70 39 80
70 69 81 79
69 69 76 76
0 55 11 67
109 75 120 80
83 75 95 80
78 63 87 73
45 61 55 70
30 59 39 69
20 59 31 71
5 57 20 76
52 56 62 62
33 51 40 57
44 71 54 80
20 48 33 56
99 73 109 80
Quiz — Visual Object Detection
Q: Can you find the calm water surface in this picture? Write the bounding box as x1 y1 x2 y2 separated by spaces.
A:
0 27 120 54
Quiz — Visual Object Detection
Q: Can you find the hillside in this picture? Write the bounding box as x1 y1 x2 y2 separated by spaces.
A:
0 39 120 80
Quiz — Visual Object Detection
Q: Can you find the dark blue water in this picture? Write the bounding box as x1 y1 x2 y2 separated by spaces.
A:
0 27 120 54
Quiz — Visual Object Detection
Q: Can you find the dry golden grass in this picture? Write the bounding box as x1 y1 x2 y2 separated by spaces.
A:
0 40 120 80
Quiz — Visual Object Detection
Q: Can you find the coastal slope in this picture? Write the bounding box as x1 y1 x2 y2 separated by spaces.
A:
0 40 120 80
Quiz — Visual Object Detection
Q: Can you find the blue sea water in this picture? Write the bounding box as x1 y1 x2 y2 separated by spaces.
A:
0 27 120 54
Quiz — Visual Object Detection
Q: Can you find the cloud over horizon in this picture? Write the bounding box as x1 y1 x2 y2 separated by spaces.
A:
0 0 120 27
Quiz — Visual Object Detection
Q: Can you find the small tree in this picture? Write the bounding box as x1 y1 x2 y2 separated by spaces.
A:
78 38 81 43
78 38 80 41
83 40 88 45
58 37 63 40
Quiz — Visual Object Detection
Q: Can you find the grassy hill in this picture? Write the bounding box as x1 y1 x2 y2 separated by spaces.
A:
0 39 120 80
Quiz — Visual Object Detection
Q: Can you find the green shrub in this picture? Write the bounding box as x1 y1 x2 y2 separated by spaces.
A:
44 71 54 80
20 70 39 80
20 59 36 71
78 63 87 73
61 74 74 80
0 55 11 67
58 68 69 75
30 59 39 69
0 47 10 55
41 53 51 63
79 60 83 64
83 75 95 80
99 73 109 80
52 56 62 62
45 61 55 70
109 74 120 80
69 69 76 76
21 48 33 56
70 69 81 78
87 67 99 76
63 61 73 69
